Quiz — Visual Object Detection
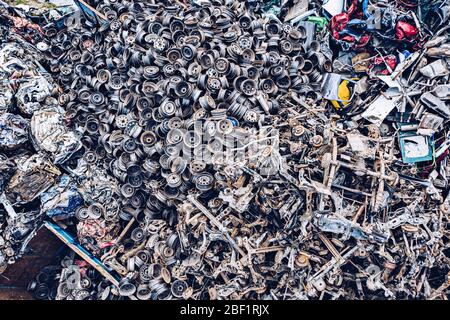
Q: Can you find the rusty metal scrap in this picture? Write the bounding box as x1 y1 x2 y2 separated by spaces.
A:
0 0 449 301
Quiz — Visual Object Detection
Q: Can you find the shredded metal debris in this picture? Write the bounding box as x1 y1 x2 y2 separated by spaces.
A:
0 0 450 300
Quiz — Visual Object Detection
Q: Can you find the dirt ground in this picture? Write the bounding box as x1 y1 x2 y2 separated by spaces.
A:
0 229 63 300
0 288 32 300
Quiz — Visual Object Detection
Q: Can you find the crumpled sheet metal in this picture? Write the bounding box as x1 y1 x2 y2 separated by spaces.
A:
329 0 423 51
0 17 81 275
40 175 84 220
0 42 55 115
77 219 120 254
0 205 43 272
5 153 61 205
0 113 29 150
0 155 15 192
30 106 82 164
0 82 13 112
73 162 121 212
15 75 55 115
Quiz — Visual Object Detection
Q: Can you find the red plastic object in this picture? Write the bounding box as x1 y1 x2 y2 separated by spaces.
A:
396 21 418 40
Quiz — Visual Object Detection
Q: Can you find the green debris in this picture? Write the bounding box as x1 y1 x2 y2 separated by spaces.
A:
261 0 281 16
307 16 328 31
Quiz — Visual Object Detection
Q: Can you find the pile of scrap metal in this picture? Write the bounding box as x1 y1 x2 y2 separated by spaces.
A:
0 8 81 275
0 0 449 300
27 252 106 300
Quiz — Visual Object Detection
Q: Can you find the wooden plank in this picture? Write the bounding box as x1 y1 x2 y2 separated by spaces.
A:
44 222 119 287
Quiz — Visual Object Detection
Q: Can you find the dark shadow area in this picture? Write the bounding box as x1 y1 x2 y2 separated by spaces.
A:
0 227 63 299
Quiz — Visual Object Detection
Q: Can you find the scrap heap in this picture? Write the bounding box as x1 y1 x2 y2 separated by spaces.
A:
1 0 450 300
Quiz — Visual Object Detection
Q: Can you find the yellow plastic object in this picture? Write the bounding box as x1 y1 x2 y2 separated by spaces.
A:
331 80 350 110
331 79 359 110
